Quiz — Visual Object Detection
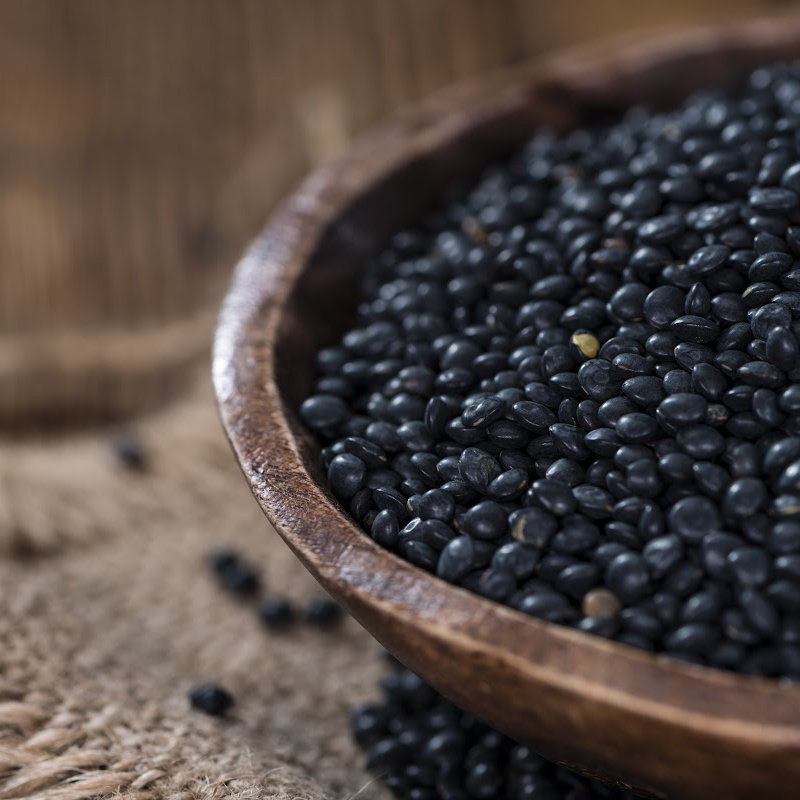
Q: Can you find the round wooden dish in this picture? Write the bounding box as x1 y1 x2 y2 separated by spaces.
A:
215 16 800 800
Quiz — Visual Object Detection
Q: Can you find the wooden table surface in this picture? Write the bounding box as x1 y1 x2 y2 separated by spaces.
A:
0 0 781 426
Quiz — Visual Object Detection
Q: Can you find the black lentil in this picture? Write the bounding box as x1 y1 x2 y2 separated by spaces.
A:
189 684 234 716
302 62 800 680
621 376 665 407
301 394 351 430
509 507 557 546
656 393 708 426
675 424 725 459
305 597 343 629
113 433 148 471
643 285 684 328
208 549 260 597
545 457 585 487
328 454 367 500
518 591 575 623
615 412 659 443
766 326 800 371
462 396 506 429
258 597 295 630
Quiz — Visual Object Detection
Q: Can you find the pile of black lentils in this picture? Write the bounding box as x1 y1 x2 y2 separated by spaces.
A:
353 663 638 800
301 63 800 680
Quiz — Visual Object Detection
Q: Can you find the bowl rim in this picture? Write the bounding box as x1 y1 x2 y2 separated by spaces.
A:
214 12 800 792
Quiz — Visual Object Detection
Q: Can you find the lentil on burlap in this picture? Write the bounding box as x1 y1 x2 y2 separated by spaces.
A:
352 664 638 800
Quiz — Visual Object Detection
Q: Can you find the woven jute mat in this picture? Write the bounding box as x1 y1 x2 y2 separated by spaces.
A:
0 372 390 800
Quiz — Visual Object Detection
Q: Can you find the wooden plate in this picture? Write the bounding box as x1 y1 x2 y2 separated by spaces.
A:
214 16 800 800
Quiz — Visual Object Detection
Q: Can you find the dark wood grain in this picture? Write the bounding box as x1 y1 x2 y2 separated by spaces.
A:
215 16 800 800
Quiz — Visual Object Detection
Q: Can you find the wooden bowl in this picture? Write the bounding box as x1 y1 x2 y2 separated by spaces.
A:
214 16 800 800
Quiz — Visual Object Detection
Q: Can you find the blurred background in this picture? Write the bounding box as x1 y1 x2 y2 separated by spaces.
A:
0 3 796 800
1 0 790 430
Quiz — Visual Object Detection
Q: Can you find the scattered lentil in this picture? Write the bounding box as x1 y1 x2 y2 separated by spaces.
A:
259 597 295 630
305 597 343 629
113 433 148 471
188 684 234 716
208 548 260 597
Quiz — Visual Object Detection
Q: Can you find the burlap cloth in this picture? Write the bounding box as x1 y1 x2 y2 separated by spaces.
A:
0 373 391 800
